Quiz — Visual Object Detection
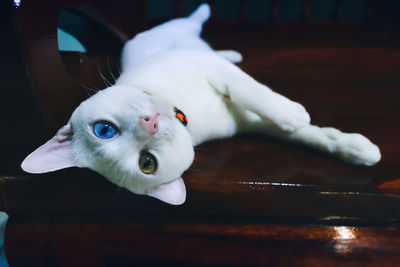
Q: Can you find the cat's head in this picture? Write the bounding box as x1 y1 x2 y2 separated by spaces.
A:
21 85 194 205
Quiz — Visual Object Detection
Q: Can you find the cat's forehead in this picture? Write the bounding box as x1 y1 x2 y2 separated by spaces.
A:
73 86 153 120
91 85 150 106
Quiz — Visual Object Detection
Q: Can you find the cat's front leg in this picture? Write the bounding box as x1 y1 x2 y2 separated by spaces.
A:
245 120 381 166
206 56 310 132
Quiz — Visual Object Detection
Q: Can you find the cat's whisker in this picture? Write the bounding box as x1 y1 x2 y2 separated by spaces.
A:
101 72 113 87
116 62 122 76
115 185 123 198
80 79 102 91
96 65 113 87
119 174 128 188
112 170 128 200
117 175 130 213
83 85 99 93
112 186 122 200
124 187 129 213
80 84 99 97
106 57 118 84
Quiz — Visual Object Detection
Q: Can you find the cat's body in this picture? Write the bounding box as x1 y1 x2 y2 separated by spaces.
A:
22 4 381 205
119 49 244 146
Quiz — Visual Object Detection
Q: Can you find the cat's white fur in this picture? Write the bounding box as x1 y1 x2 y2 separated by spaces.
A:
21 4 381 205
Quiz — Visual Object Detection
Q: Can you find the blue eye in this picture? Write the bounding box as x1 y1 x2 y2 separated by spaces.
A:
93 122 118 139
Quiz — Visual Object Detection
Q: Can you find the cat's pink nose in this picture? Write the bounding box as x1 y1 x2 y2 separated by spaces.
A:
139 113 159 135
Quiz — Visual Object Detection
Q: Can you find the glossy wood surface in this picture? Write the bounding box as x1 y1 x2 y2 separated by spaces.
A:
6 218 400 266
1 0 400 266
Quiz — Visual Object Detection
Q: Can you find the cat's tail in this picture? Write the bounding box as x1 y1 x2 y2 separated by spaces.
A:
188 3 211 24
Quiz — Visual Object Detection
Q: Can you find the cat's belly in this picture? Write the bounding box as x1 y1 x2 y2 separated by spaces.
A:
117 50 239 145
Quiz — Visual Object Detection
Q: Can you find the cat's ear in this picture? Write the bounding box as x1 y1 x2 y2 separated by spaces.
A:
21 124 76 173
145 177 186 205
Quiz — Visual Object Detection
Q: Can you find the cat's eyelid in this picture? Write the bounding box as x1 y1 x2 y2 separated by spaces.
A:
141 148 157 157
91 119 120 131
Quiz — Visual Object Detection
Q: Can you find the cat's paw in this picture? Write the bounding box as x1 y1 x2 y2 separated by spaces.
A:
270 100 311 132
336 133 381 166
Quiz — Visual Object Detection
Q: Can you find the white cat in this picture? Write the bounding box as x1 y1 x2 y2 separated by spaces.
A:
21 4 381 205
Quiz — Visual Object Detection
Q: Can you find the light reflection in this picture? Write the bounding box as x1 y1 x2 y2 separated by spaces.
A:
13 0 21 8
238 181 306 187
320 191 360 195
334 226 356 240
332 226 357 255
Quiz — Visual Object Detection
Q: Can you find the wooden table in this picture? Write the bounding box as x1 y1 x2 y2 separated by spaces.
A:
1 2 400 266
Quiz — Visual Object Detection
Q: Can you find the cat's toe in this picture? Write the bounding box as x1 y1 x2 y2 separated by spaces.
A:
276 102 311 132
322 127 342 140
293 102 311 124
337 133 381 166
217 50 243 63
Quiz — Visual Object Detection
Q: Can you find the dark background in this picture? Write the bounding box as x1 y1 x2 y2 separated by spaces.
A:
1 1 400 266
145 0 400 22
0 0 399 175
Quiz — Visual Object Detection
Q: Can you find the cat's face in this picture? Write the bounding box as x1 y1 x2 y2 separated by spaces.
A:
21 85 194 205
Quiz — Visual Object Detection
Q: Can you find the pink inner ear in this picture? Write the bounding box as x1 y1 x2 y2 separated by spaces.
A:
21 125 76 174
145 177 186 205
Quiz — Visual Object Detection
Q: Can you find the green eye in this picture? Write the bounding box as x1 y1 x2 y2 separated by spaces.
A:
139 151 157 174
